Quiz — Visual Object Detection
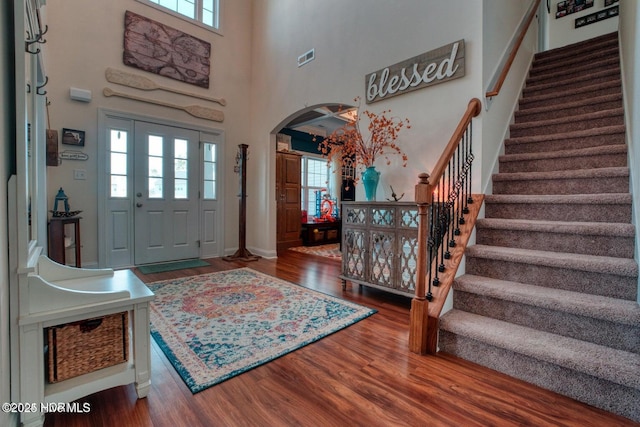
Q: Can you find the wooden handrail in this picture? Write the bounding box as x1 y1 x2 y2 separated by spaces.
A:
422 98 481 195
486 0 541 98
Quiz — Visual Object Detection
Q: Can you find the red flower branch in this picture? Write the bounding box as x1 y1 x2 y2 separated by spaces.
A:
316 97 410 179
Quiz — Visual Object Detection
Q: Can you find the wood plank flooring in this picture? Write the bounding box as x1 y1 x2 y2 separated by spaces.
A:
44 251 639 426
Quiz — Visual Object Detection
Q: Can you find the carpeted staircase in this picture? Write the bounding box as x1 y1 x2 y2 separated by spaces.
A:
438 32 640 422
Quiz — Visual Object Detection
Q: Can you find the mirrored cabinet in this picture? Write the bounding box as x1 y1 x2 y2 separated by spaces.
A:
340 202 420 297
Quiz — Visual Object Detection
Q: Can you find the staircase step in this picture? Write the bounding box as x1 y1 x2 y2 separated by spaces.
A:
499 144 627 173
519 79 621 110
443 32 640 423
465 245 638 300
492 167 629 195
439 310 640 421
484 193 632 223
533 32 618 64
529 46 620 79
526 56 621 88
514 93 622 123
504 125 625 155
453 274 640 352
523 67 621 97
509 107 624 138
476 218 635 258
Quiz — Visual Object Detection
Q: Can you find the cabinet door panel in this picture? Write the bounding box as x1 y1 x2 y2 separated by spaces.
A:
343 229 366 280
369 231 395 288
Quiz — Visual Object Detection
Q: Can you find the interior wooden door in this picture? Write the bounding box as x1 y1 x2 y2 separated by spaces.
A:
276 151 302 252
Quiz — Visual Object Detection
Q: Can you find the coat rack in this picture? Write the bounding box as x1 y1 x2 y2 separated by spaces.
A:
224 144 260 262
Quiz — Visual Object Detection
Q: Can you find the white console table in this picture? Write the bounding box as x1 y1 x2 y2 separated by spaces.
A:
18 256 155 427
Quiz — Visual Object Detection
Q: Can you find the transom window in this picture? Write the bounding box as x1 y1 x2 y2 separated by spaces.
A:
137 0 220 30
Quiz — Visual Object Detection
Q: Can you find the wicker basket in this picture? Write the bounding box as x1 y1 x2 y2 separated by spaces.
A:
311 229 325 242
46 312 129 383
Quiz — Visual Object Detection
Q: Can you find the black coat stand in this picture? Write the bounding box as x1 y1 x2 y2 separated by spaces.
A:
224 144 260 261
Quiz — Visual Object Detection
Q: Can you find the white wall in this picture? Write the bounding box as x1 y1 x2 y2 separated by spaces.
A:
618 0 640 301
250 0 484 255
481 0 539 194
0 2 14 426
44 0 253 265
546 0 619 49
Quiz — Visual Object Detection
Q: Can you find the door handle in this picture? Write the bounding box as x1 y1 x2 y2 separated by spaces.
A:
136 203 143 207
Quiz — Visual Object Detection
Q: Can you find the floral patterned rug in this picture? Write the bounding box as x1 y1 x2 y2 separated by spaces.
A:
148 268 375 393
288 243 342 259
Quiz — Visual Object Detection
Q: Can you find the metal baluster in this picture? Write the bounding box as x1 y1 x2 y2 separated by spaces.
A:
427 194 435 300
447 155 456 250
455 138 463 232
461 129 469 219
444 160 452 260
438 178 446 275
467 122 474 206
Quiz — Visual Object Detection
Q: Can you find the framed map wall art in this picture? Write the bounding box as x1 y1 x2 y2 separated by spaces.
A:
123 10 211 88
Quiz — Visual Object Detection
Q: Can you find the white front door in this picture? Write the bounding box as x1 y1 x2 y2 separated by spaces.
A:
133 121 200 264
100 112 224 268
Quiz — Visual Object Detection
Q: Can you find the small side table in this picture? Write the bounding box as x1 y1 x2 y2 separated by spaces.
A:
48 217 81 267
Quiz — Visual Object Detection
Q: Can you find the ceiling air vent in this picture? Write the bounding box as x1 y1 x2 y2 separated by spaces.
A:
297 49 315 67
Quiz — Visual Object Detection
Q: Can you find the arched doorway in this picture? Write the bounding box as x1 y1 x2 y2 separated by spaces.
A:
273 103 356 255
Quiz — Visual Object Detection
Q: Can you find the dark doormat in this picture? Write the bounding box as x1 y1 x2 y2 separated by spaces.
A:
137 259 210 274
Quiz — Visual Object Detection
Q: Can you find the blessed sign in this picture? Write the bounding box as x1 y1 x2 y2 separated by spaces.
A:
365 40 465 104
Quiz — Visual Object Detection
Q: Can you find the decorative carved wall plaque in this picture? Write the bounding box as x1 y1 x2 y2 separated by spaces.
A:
123 10 211 88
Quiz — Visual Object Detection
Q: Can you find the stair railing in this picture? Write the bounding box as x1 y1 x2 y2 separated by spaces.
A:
409 98 481 354
486 0 541 98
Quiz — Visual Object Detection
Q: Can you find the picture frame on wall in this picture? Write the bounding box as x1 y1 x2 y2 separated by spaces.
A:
61 128 85 146
575 4 618 28
276 133 292 152
556 0 594 18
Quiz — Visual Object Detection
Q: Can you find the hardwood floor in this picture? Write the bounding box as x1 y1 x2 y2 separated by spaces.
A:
44 251 638 427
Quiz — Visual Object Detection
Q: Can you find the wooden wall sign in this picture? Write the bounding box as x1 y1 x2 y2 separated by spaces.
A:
365 40 465 104
123 10 211 88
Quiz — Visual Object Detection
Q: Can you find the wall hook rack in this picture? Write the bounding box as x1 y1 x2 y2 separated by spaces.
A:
36 76 48 96
25 40 40 55
25 25 48 54
26 25 48 44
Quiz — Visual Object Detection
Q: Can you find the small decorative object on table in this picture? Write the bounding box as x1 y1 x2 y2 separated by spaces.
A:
317 96 410 201
386 185 405 202
51 187 82 217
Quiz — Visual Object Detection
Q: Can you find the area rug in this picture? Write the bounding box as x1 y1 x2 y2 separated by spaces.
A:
148 267 375 393
288 243 341 259
137 259 210 274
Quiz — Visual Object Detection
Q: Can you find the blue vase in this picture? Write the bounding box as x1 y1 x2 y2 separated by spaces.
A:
361 166 380 201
